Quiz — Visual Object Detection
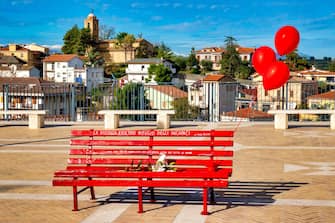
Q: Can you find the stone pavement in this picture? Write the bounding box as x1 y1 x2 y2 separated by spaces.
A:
0 121 335 222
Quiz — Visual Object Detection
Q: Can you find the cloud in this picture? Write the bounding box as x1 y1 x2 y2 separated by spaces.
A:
151 16 163 21
11 0 32 5
41 44 62 50
158 21 203 32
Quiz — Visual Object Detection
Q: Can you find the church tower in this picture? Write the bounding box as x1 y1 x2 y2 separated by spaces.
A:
84 12 99 42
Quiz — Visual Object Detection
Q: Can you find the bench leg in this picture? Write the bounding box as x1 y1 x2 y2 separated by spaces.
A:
90 187 96 200
274 114 288 129
330 114 335 130
209 188 216 204
104 114 119 129
149 187 155 202
72 186 79 211
138 186 143 213
28 114 44 129
157 113 170 129
201 188 208 215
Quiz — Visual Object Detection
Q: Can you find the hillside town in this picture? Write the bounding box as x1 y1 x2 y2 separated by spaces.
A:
1 12 335 122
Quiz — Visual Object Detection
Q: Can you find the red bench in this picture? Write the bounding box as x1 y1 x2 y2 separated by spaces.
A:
52 129 234 215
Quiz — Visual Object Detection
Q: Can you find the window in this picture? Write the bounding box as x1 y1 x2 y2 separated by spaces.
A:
276 90 281 100
199 96 203 101
290 90 294 98
191 95 194 101
265 90 268 96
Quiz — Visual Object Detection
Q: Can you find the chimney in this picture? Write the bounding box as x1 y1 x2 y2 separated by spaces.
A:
9 44 17 52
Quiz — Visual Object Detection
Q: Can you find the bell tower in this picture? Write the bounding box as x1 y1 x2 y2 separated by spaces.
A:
84 11 99 42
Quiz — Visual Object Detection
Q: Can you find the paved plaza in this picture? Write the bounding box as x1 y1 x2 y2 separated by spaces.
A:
0 121 335 222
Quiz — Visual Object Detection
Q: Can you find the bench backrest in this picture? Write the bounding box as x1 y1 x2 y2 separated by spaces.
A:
68 129 234 173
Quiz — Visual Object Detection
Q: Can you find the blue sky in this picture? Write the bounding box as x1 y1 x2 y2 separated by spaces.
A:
0 0 334 58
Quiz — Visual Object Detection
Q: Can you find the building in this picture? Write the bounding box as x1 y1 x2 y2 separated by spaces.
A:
145 85 187 109
298 68 335 87
0 55 40 78
0 44 48 70
125 58 176 84
0 77 71 118
196 46 255 71
253 73 318 111
188 80 205 109
43 54 104 92
203 74 238 121
83 13 154 64
307 90 335 109
196 47 224 70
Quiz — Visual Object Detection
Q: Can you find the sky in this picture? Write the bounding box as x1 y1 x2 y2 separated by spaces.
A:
0 0 335 58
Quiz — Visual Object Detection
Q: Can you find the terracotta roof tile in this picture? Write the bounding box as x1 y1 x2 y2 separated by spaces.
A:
236 47 255 54
149 85 187 98
203 74 225 81
43 54 79 62
307 91 335 100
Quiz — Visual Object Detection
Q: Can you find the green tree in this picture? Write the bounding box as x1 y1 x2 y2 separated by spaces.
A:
115 32 136 62
200 60 213 73
147 64 172 83
285 50 311 71
62 25 81 54
153 42 173 60
329 60 335 71
171 55 188 72
220 36 241 77
110 83 148 120
62 26 92 55
171 97 199 120
235 61 254 79
187 48 200 74
85 48 104 67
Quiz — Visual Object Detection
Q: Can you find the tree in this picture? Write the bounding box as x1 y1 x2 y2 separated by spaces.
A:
220 36 241 77
85 48 104 67
62 25 81 54
171 55 187 72
99 24 115 40
62 25 92 55
200 60 213 73
329 60 335 71
115 32 136 62
235 61 254 79
187 48 200 74
110 83 149 120
285 50 311 71
153 42 173 60
171 97 199 120
148 64 172 83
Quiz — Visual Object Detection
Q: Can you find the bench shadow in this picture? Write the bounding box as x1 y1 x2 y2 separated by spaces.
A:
93 181 307 214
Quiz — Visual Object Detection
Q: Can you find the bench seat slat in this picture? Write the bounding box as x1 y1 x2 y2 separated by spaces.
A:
53 179 229 188
54 169 231 178
68 158 233 166
71 139 233 147
71 129 234 137
69 149 233 157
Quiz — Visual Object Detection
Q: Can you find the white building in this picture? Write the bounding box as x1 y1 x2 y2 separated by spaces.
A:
43 54 104 92
0 55 40 78
125 58 176 84
203 74 238 122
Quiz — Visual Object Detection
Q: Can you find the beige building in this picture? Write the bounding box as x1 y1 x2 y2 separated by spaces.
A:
83 13 154 64
196 46 255 71
253 73 318 111
0 44 48 70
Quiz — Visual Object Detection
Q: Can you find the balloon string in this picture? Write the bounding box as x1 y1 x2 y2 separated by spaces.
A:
233 114 243 133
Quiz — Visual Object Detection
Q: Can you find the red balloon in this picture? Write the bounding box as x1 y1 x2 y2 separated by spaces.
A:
263 61 290 91
252 46 276 75
274 25 300 56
